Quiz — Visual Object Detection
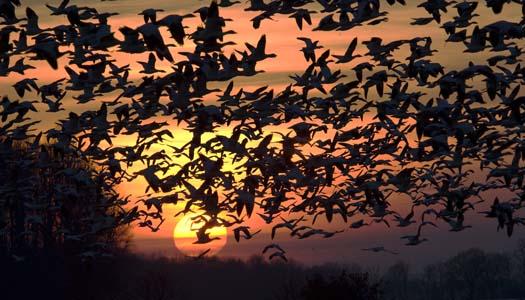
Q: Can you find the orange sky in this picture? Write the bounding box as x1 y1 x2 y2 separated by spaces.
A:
1 0 523 267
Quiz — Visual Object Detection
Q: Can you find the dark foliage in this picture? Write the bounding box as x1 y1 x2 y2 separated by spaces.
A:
381 245 525 300
0 138 131 260
300 271 381 300
3 245 525 300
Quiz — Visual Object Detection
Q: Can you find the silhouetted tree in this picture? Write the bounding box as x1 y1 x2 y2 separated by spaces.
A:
382 261 410 300
300 271 381 300
444 248 511 300
409 248 520 300
0 137 130 260
420 263 449 300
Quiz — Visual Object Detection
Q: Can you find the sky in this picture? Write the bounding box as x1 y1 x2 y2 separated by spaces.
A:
1 0 524 269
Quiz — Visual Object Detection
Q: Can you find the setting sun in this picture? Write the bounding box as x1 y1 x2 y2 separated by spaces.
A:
173 212 228 257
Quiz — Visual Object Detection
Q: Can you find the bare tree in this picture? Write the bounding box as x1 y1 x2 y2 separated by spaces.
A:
382 261 410 300
0 139 130 259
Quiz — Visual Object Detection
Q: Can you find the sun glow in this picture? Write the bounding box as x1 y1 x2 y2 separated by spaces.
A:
173 212 228 257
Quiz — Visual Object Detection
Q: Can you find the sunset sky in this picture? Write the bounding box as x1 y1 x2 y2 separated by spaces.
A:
1 0 523 269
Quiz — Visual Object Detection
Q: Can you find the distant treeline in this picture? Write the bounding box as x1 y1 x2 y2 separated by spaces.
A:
380 243 525 300
2 243 525 300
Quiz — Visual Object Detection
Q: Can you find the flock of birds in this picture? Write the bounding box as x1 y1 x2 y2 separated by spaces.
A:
1 0 525 261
